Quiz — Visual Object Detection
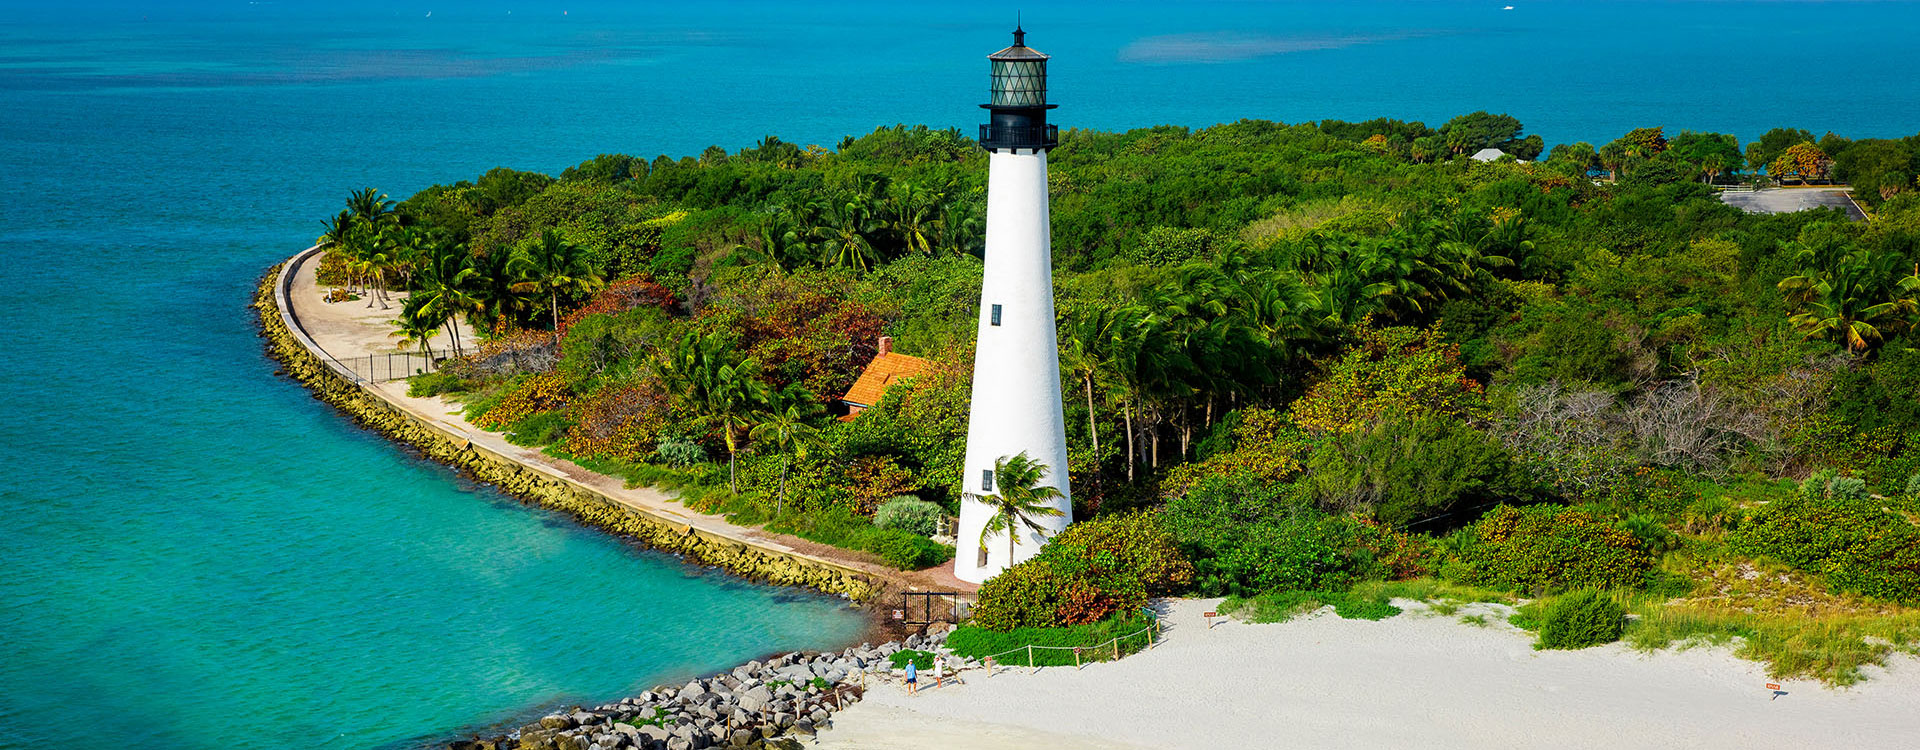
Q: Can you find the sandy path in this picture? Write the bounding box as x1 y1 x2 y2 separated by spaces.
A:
818 598 1920 750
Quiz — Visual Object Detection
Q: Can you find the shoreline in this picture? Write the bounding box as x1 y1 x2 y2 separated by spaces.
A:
252 248 889 602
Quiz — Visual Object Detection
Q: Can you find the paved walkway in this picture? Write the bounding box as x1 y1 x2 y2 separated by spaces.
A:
285 249 978 598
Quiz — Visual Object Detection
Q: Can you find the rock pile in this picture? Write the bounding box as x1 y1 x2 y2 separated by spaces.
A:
448 628 955 750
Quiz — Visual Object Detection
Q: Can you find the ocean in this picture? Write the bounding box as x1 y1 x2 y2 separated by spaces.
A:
1 1 1915 747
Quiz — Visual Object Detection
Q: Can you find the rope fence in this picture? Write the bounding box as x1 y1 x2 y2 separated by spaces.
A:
978 614 1163 674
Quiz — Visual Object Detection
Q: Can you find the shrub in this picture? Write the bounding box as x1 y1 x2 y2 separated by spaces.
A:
653 436 708 467
874 495 944 537
1730 493 1920 604
505 410 574 447
1536 590 1626 650
407 371 469 397
872 529 940 568
1289 323 1484 435
1443 505 1653 594
1164 475 1406 596
1800 469 1872 502
971 511 1194 630
1305 411 1531 527
471 373 569 429
564 382 670 462
1619 514 1681 555
1681 495 1739 535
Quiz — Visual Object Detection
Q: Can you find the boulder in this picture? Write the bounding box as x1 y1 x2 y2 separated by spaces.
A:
737 685 772 714
809 709 830 725
682 681 707 700
541 716 577 731
728 728 755 748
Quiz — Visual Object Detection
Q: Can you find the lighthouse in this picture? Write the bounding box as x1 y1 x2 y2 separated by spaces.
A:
953 26 1073 584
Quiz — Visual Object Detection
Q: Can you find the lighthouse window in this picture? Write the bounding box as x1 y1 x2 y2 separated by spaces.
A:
982 469 995 492
977 545 989 567
990 304 1003 326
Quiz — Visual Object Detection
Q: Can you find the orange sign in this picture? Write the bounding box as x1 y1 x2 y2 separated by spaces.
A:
1204 611 1218 618
1766 683 1781 691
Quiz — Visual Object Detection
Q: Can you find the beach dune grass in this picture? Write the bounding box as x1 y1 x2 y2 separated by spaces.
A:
1626 604 1920 686
1220 588 1403 623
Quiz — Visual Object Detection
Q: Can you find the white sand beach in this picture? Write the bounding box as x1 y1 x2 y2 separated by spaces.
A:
817 598 1920 750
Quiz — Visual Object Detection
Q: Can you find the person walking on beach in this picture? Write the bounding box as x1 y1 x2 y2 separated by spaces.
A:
905 659 918 696
934 656 945 689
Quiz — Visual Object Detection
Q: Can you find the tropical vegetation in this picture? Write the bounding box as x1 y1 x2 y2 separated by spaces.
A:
311 115 1920 681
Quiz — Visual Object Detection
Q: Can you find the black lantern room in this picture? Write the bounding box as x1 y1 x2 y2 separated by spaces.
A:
980 26 1058 152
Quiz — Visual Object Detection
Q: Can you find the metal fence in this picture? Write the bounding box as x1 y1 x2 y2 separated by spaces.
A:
337 351 444 384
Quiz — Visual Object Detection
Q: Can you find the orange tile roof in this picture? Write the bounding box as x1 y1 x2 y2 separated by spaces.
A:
841 352 934 409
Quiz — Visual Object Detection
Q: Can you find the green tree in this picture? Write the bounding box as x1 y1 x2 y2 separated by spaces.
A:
1667 131 1745 184
1747 127 1815 175
657 332 772 491
1547 141 1600 174
975 452 1068 568
510 229 606 332
1439 111 1526 156
748 388 826 514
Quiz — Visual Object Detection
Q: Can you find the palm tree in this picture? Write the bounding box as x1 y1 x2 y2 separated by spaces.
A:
817 199 882 272
345 187 394 227
411 240 478 357
1778 250 1920 353
465 245 532 334
657 332 772 492
1060 307 1121 459
389 295 442 356
510 230 605 333
889 183 946 258
973 452 1066 569
748 388 825 515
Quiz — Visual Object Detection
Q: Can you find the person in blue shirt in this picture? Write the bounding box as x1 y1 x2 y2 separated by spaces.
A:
905 659 918 695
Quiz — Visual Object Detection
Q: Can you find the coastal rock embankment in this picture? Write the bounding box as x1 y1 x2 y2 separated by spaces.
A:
453 627 955 750
250 258 879 601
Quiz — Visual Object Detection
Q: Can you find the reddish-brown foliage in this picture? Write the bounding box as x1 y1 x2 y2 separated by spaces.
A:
557 275 679 338
564 382 672 462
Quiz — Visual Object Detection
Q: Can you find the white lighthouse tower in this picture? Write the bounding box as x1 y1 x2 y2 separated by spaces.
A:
953 26 1073 584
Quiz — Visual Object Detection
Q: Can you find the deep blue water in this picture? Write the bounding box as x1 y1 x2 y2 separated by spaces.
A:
2 1 1916 748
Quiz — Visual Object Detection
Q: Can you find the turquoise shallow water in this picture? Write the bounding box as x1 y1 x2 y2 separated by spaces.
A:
1 1 1916 748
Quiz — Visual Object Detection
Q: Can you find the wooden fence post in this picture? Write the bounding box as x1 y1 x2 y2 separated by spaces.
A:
1027 644 1034 669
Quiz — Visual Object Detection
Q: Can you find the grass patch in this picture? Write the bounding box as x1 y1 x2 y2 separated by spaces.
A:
1219 589 1402 624
405 371 469 397
1625 603 1920 685
1460 614 1489 627
888 649 936 671
946 612 1159 667
1349 578 1517 606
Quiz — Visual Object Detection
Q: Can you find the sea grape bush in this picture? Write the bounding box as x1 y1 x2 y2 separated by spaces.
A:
1730 493 1920 604
972 512 1193 630
471 373 570 430
1442 505 1652 594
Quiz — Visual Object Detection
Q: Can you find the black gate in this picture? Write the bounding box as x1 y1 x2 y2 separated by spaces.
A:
898 591 960 626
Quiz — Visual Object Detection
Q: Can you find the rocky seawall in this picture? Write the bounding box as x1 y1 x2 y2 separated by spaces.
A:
249 258 880 601
454 627 960 750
